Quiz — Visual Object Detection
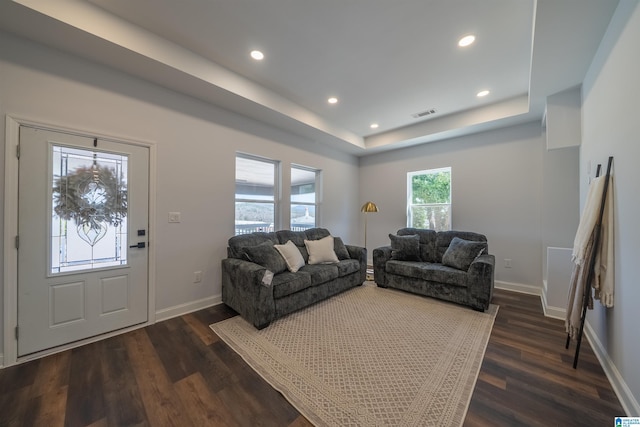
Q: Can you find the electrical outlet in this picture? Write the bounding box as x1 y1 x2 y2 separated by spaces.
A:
168 212 181 223
193 271 202 283
504 258 512 268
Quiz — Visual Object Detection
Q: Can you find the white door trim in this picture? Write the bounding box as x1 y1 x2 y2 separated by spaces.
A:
3 115 157 367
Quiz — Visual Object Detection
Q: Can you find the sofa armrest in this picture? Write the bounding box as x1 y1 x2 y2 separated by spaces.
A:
373 246 393 286
467 253 495 311
345 244 367 283
221 258 276 329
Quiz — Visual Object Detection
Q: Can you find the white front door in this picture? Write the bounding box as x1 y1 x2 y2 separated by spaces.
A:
17 126 149 356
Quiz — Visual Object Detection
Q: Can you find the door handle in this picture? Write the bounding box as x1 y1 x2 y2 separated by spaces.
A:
129 242 146 249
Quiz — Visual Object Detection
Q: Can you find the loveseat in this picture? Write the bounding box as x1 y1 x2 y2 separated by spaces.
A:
222 228 367 329
373 228 494 311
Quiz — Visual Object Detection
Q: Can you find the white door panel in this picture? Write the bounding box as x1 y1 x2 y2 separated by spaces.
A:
18 126 149 356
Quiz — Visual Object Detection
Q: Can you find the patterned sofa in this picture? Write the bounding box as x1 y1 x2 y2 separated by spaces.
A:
373 228 494 311
222 228 367 329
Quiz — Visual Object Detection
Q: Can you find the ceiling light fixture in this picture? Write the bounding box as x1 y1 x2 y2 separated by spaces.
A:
458 35 475 47
328 97 338 104
250 50 264 60
477 90 490 97
370 123 379 129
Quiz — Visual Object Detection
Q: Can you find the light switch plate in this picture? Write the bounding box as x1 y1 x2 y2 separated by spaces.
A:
168 212 181 223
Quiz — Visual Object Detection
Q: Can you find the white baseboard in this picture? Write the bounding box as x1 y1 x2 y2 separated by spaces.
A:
540 282 566 320
155 294 222 322
495 280 541 296
585 322 640 416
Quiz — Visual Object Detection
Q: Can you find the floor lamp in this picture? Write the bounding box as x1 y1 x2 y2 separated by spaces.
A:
361 201 379 253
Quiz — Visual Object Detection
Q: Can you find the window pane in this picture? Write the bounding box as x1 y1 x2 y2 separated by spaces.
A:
411 170 451 204
410 205 451 231
408 167 451 231
235 202 274 234
235 156 275 199
290 205 315 230
51 145 128 274
291 166 318 230
235 154 277 235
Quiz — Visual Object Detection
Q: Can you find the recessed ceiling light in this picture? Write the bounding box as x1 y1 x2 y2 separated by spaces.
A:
477 90 490 97
458 35 476 47
370 123 379 129
328 97 338 104
250 50 264 60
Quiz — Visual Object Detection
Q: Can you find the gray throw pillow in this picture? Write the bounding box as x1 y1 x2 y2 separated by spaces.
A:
244 241 287 274
441 237 487 271
333 237 351 260
389 234 422 261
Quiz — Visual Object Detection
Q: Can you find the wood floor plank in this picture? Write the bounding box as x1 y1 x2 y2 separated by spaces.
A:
122 328 187 427
64 343 106 427
174 372 237 427
182 312 217 345
0 288 626 426
99 336 148 426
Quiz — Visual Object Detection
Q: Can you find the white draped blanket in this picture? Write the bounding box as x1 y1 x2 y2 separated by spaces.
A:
566 175 615 338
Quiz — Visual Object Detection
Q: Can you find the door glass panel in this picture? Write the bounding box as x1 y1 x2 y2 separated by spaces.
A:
51 145 128 274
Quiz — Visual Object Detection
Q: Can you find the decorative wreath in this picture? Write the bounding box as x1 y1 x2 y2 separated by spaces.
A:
52 164 127 229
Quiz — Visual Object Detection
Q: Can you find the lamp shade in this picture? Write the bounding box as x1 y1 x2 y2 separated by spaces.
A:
361 201 379 213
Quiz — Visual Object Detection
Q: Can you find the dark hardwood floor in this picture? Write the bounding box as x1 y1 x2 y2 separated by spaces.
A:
0 288 625 426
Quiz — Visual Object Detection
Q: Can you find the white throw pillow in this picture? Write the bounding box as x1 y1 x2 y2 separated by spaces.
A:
305 235 339 265
274 240 306 272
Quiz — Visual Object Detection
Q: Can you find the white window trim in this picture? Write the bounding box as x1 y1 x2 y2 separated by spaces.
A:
406 167 452 230
290 164 321 228
235 152 281 233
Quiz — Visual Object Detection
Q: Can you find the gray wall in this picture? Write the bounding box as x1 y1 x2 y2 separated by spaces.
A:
0 32 360 359
581 0 640 414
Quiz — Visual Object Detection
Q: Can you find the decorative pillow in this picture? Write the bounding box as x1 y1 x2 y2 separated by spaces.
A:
244 241 287 274
305 235 339 264
274 240 306 272
441 237 487 271
333 237 351 260
389 234 422 261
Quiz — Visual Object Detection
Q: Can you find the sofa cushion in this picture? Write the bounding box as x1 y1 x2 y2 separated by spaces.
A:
386 260 468 287
276 230 309 261
243 241 287 274
299 264 339 285
333 237 351 260
227 232 278 259
336 259 360 277
397 228 437 262
274 240 306 272
272 271 312 298
441 237 488 271
304 227 332 241
305 235 339 264
435 231 487 263
389 234 422 261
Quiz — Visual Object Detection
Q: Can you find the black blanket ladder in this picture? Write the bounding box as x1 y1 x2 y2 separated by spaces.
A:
565 155 613 369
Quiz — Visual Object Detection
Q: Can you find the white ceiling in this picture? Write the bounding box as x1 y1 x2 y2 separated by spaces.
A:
0 0 619 156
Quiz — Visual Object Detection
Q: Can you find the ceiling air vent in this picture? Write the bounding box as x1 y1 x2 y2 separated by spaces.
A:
411 108 437 119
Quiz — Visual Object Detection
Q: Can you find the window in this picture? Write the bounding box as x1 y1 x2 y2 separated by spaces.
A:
290 165 320 230
407 167 451 231
235 154 279 235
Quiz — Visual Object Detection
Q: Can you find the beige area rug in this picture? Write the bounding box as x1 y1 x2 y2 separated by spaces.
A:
211 283 498 427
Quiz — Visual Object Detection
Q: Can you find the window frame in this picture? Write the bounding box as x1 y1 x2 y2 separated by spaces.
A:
406 166 452 231
234 153 281 235
290 164 321 230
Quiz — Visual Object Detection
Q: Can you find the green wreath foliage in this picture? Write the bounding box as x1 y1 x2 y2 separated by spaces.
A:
52 164 127 229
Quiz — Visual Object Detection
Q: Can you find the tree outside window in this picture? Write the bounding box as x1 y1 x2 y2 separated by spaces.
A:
407 167 451 231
